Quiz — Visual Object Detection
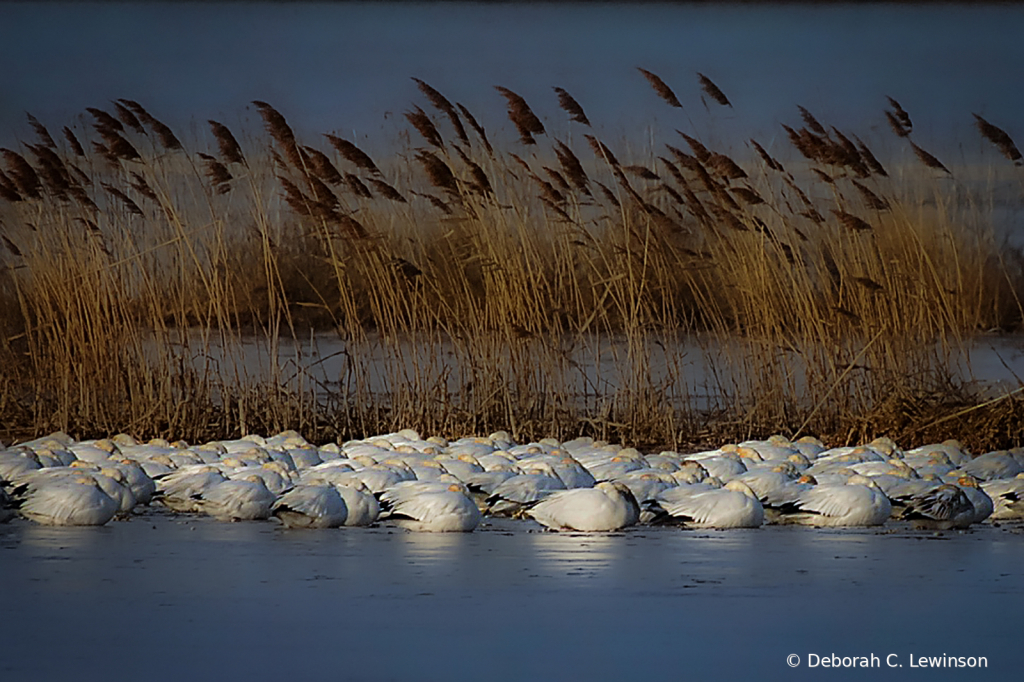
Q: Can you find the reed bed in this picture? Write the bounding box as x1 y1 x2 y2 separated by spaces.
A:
1 74 1023 450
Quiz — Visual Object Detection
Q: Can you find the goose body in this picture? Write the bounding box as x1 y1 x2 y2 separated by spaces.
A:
197 476 276 521
20 475 118 526
897 484 976 530
652 480 764 528
777 475 891 527
527 481 640 532
380 483 480 532
271 484 348 528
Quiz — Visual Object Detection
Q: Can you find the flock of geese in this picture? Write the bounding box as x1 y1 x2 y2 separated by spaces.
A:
2 430 1024 532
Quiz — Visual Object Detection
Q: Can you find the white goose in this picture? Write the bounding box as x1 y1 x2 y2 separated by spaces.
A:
379 482 480 532
333 482 381 526
155 466 228 513
19 474 118 526
652 480 764 528
981 475 1024 520
485 471 565 516
526 481 640 532
271 484 348 528
196 476 276 521
776 474 891 527
955 475 993 524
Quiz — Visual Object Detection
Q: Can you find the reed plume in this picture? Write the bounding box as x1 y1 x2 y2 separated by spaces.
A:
416 150 459 195
851 180 889 211
553 139 590 193
86 107 124 134
344 173 373 199
1 149 42 199
112 102 145 135
0 170 22 202
147 116 182 151
98 129 142 162
129 172 159 203
678 131 712 163
412 78 468 144
208 120 247 166
1 234 22 257
697 73 731 107
854 136 887 177
594 181 620 208
749 139 784 172
29 144 71 199
495 86 545 145
886 96 913 131
303 147 343 185
638 68 682 108
910 141 951 175
101 183 144 216
197 153 233 194
368 178 407 203
453 145 492 196
973 114 1022 165
26 113 57 149
278 175 314 217
683 187 709 223
118 99 183 150
542 166 570 192
831 209 872 231
584 134 620 167
404 105 444 149
797 106 826 136
411 190 453 215
885 111 910 138
731 186 764 206
336 214 369 239
324 134 382 176
623 165 659 180
253 100 302 168
456 103 492 154
62 127 85 157
553 87 591 125
708 152 747 181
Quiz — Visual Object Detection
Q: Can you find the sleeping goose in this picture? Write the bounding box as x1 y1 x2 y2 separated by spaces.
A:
526 481 640 532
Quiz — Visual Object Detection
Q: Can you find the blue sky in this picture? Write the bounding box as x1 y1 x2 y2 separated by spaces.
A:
1 2 1022 159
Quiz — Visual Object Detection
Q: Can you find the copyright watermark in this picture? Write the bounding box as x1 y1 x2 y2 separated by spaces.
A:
786 653 989 669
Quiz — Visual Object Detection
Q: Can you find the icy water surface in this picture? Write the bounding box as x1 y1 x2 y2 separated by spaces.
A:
1 512 1019 681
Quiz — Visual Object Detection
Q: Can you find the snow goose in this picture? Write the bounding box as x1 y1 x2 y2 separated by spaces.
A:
613 470 679 506
526 481 640 532
196 475 276 521
379 482 480 532
775 474 891 527
333 482 380 526
981 475 1024 520
651 480 763 528
154 466 228 513
896 483 976 529
954 475 993 524
271 484 348 528
19 474 118 526
733 465 800 502
485 471 565 516
960 451 1024 481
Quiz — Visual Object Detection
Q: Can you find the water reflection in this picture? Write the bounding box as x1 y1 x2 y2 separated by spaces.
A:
529 531 624 582
19 523 112 552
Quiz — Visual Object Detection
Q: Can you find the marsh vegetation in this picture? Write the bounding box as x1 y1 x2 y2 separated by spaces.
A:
2 72 1023 449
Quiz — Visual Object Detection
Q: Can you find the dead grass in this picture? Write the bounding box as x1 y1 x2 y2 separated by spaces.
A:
2 75 1024 449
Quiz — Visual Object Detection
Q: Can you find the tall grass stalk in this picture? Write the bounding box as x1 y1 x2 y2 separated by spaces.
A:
2 77 1023 450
